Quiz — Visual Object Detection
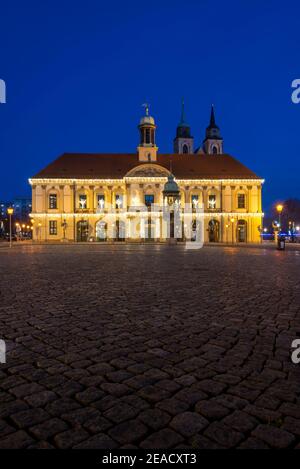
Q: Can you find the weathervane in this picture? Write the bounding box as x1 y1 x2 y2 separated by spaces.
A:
142 102 150 116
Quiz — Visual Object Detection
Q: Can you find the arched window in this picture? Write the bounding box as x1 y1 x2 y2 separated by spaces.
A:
182 144 189 154
212 145 218 154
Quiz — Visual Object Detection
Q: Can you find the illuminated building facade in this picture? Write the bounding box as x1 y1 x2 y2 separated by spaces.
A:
29 105 264 243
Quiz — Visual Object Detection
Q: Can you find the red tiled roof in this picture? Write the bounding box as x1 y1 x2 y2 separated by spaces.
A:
32 153 261 180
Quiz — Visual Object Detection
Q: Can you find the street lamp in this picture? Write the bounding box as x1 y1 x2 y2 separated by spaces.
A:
230 217 235 243
276 204 283 232
225 224 229 243
7 207 14 248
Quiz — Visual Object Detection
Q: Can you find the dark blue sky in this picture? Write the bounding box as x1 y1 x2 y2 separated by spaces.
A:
0 0 299 211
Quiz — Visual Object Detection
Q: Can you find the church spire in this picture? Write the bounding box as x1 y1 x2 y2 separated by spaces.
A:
180 98 185 124
173 98 194 154
203 104 223 155
210 104 216 127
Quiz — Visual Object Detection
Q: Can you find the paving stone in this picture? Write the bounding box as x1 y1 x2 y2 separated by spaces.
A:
83 414 112 433
54 428 90 449
138 408 171 430
24 390 57 407
0 419 15 437
204 422 244 448
108 420 148 445
222 410 258 433
10 408 50 429
140 428 184 449
100 383 131 397
195 400 230 419
104 401 139 423
27 441 55 449
30 418 69 440
252 424 295 448
174 388 207 405
74 433 118 449
45 398 80 416
137 385 171 403
282 417 300 437
10 383 44 398
170 412 209 437
156 398 189 416
0 430 34 449
279 403 300 419
0 400 29 419
238 437 269 449
189 434 225 449
62 407 99 425
75 387 105 405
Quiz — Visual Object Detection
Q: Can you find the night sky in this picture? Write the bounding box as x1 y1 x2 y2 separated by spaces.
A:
0 0 299 211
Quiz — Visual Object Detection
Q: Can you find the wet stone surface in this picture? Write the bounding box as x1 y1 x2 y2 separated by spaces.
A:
0 243 300 448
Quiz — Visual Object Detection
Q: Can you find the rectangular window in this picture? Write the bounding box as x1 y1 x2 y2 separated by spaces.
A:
208 195 216 209
97 194 105 209
191 195 199 207
238 194 246 209
49 194 57 209
144 194 154 207
79 194 87 209
115 194 123 209
49 220 57 235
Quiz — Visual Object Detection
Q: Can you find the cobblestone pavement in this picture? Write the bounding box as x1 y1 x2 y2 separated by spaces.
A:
0 243 300 449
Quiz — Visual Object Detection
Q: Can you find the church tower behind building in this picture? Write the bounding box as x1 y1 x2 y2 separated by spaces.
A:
173 100 194 154
203 105 223 154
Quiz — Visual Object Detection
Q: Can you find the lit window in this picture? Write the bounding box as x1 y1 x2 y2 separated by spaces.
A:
238 194 246 209
49 194 57 209
49 220 57 235
208 195 216 209
79 194 87 209
97 195 105 209
115 195 123 209
145 194 154 207
191 195 199 207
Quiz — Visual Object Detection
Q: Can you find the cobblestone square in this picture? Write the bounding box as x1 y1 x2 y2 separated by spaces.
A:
0 243 300 449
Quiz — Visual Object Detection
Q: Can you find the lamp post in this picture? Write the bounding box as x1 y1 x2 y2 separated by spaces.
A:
230 217 235 243
225 224 229 243
7 207 14 248
276 204 283 233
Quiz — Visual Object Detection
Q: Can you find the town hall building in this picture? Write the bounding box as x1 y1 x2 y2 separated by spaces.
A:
29 104 264 243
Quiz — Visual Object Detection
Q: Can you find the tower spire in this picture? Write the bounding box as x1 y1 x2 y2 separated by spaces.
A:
173 99 194 154
203 104 223 155
180 98 185 124
210 104 216 127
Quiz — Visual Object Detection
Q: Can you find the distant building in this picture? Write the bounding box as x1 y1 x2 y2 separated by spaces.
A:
12 197 32 223
0 201 11 219
0 197 31 231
